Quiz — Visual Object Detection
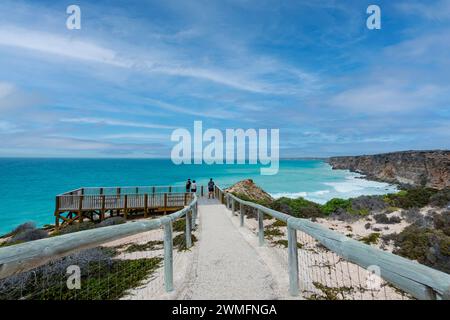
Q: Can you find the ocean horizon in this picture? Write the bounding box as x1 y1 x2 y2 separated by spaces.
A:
0 158 397 234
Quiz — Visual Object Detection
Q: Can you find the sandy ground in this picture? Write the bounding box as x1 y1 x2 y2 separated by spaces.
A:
177 197 284 300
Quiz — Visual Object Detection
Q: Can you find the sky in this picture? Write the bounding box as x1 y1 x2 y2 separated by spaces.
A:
0 0 449 158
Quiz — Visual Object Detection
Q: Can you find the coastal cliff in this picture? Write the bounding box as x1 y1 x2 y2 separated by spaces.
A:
327 150 450 189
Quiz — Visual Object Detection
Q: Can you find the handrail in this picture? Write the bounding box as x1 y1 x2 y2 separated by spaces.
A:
58 185 189 196
216 186 450 300
0 193 198 292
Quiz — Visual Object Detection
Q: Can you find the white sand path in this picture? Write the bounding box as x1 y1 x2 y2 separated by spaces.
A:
177 197 287 300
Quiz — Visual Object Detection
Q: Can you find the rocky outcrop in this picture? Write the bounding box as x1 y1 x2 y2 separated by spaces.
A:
225 179 274 203
328 150 450 189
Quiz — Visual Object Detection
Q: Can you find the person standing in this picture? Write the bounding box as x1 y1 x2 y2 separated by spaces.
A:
191 180 197 194
208 178 215 199
185 179 192 192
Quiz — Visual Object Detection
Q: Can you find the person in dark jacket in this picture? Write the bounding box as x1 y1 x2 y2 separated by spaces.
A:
208 178 215 199
185 179 191 192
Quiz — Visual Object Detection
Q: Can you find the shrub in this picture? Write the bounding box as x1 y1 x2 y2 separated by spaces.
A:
172 218 186 232
57 221 97 235
321 198 352 215
392 225 450 274
9 229 48 243
173 233 198 252
373 213 401 224
433 211 450 237
429 188 450 207
360 233 381 245
97 217 126 227
351 195 387 212
271 197 323 218
10 222 36 235
125 240 164 253
384 188 438 209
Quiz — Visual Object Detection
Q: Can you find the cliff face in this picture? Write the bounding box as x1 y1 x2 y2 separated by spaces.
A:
225 179 274 203
328 150 450 189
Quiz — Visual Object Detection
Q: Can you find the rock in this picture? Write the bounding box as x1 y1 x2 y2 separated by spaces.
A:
327 150 450 189
225 179 274 203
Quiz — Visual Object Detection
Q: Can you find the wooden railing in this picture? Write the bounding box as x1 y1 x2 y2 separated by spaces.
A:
60 185 188 196
215 186 450 300
57 193 189 211
0 192 199 294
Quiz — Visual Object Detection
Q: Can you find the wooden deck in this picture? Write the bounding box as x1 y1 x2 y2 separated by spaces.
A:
54 185 204 229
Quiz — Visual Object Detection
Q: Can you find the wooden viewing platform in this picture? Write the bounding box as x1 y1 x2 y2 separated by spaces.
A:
54 185 204 229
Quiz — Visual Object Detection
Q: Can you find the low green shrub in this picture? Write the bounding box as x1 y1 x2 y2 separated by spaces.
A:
321 198 352 215
384 188 438 209
360 233 381 245
270 197 323 218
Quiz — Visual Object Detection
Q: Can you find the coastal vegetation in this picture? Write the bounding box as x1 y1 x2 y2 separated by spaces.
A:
0 247 162 300
225 179 450 274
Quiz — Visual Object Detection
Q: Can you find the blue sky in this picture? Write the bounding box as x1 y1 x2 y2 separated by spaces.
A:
0 0 449 158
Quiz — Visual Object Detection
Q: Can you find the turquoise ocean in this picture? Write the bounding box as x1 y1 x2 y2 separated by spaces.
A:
0 158 397 234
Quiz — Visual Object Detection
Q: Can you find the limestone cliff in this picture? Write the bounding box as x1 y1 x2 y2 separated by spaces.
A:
327 150 450 189
225 179 274 203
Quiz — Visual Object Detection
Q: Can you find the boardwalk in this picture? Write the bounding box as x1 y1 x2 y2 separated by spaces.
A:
178 198 282 300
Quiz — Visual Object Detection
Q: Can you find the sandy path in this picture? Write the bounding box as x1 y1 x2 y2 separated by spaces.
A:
180 197 279 300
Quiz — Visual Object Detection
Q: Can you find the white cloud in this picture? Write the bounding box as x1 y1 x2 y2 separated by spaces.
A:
396 0 450 21
0 26 129 67
0 81 44 112
59 117 176 129
0 24 318 95
0 82 15 98
331 83 448 113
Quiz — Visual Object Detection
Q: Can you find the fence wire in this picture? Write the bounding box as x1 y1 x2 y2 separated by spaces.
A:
0 216 197 300
231 199 412 300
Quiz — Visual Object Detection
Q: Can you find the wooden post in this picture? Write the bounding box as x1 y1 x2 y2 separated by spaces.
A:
78 195 84 223
54 196 60 231
164 222 174 292
257 209 264 246
164 193 168 214
144 194 148 218
152 186 156 194
136 187 139 194
185 210 192 249
231 199 235 216
240 204 244 227
55 214 60 230
55 196 60 214
169 186 172 193
201 185 204 197
288 226 299 296
117 187 121 195
101 195 106 220
124 195 128 219
100 187 103 195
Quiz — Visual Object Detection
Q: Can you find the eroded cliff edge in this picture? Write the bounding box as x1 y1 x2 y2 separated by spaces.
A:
327 150 450 189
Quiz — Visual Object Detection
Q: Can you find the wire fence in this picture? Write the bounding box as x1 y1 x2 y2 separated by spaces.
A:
0 218 197 300
219 189 420 300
